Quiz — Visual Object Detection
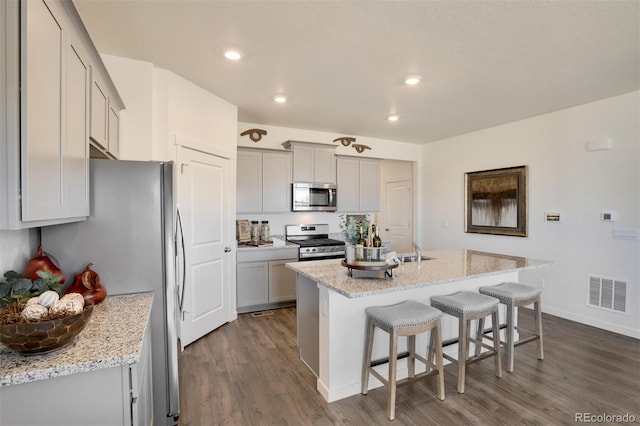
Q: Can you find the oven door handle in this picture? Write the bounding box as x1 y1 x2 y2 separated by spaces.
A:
299 252 345 260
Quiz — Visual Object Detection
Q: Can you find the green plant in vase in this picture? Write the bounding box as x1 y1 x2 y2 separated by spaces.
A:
339 214 370 245
0 270 64 308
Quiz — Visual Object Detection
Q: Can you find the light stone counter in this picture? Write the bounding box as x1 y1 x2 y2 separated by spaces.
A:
236 240 299 250
0 292 153 387
286 249 552 298
287 249 553 403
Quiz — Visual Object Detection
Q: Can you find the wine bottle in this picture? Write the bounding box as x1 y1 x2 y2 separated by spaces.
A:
372 226 382 248
355 226 365 261
357 225 366 246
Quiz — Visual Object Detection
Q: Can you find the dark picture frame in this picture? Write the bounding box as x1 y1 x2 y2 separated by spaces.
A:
465 165 527 237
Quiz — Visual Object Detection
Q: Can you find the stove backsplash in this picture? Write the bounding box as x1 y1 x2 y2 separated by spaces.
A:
235 212 361 242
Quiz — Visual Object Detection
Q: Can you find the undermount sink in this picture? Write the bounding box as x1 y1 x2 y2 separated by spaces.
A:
400 254 435 262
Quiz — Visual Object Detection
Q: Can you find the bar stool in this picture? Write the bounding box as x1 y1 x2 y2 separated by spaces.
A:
431 291 502 393
478 282 543 372
361 300 445 421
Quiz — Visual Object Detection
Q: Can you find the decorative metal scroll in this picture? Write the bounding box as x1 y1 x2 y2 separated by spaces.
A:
333 137 356 146
352 144 371 154
240 128 267 143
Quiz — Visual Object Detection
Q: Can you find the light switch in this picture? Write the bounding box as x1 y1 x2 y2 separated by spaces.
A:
601 211 617 222
544 212 562 222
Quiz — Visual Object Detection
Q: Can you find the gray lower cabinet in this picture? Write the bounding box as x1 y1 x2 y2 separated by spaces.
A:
236 247 298 313
237 261 269 307
0 324 153 426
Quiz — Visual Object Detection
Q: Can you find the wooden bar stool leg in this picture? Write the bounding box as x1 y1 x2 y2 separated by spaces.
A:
433 320 445 400
535 298 544 360
458 315 468 393
388 329 399 421
427 330 435 374
361 318 374 394
506 302 515 372
491 311 502 378
408 335 416 379
475 318 485 357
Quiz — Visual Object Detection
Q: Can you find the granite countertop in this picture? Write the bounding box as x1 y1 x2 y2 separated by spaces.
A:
236 240 299 250
286 249 553 298
0 292 153 387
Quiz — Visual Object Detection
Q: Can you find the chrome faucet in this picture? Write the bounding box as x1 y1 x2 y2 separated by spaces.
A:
413 243 421 263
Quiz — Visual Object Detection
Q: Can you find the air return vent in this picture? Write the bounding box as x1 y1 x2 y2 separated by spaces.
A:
587 275 628 313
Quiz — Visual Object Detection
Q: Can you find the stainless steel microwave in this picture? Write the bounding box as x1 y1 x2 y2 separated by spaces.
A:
292 183 337 212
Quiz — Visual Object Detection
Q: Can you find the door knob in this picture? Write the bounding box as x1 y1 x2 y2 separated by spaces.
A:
224 246 231 253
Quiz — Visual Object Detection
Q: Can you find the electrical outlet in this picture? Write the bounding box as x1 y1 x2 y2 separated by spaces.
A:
538 278 545 288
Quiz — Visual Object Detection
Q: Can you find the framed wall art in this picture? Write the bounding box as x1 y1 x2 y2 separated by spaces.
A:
465 165 527 237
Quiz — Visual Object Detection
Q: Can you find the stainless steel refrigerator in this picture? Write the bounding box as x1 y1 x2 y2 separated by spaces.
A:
41 159 180 425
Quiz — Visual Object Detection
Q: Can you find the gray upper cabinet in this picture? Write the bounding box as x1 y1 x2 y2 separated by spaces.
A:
337 156 381 212
0 0 124 229
262 151 291 212
282 140 336 184
237 148 291 213
108 104 120 158
90 78 108 149
90 73 122 158
237 149 262 212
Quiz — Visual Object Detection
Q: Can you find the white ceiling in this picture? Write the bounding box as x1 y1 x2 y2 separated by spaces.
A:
74 0 639 145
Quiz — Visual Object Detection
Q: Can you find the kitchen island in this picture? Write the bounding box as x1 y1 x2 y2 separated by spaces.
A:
286 249 552 403
0 293 154 425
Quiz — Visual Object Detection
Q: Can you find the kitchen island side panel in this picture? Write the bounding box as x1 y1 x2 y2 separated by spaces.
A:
297 274 320 376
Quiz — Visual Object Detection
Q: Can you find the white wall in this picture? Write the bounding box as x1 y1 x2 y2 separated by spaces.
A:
237 122 421 237
422 91 640 338
163 70 238 160
101 55 154 161
0 229 38 273
101 56 238 161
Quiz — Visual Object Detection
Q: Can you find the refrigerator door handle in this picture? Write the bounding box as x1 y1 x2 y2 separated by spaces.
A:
176 206 187 313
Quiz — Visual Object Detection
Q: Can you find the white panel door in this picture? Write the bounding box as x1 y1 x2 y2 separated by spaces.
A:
385 180 413 253
177 146 232 348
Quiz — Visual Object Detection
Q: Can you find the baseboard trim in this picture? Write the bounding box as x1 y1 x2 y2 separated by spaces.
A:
542 306 639 339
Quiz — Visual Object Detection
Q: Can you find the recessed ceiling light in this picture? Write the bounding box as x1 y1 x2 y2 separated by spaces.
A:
224 48 243 61
274 94 287 103
388 114 399 122
404 75 422 85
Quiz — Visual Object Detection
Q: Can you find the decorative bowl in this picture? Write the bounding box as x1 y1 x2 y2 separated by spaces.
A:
0 301 94 354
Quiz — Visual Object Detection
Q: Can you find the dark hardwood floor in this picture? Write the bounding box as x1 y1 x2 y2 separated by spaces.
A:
178 307 640 425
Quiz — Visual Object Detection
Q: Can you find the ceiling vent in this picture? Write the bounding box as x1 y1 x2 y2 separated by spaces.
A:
587 275 628 314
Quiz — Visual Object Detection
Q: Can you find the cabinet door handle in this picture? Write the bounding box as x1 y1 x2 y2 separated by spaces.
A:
224 246 231 253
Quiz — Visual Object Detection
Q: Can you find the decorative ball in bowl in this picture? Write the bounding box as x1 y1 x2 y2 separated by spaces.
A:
0 300 94 354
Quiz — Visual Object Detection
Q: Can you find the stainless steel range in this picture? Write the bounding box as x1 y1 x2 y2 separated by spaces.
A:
285 224 345 261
